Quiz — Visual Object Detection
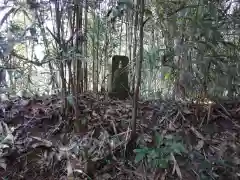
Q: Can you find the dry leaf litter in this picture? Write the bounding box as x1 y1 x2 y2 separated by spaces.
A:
0 93 239 180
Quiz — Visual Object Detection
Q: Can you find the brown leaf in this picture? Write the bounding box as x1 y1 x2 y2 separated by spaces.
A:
100 173 111 179
190 126 205 140
168 122 176 131
195 140 204 150
171 153 182 179
67 160 73 177
0 158 6 170
182 108 192 115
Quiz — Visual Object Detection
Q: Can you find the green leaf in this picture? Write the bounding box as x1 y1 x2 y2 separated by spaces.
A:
118 0 133 8
165 134 173 140
134 147 148 153
134 152 146 163
154 132 163 147
151 159 158 167
147 149 158 159
199 160 212 171
144 9 153 17
171 142 187 155
157 159 169 168
164 72 171 80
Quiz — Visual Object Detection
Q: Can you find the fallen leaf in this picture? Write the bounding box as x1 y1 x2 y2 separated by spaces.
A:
171 153 182 179
168 122 176 131
0 158 6 170
190 126 205 140
67 159 73 177
195 140 204 150
101 173 111 179
182 108 192 114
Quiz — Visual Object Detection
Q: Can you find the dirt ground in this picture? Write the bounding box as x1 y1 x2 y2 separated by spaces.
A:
0 93 239 180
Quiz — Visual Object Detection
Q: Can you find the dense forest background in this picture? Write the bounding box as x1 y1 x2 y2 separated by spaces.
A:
0 0 239 101
0 0 240 179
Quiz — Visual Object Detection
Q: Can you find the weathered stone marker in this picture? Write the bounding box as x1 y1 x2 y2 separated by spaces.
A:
108 55 129 99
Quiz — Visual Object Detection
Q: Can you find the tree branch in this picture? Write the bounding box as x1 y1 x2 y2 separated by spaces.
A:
11 50 51 66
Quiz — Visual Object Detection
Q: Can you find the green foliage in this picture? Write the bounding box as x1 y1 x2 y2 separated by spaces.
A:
1 0 239 100
134 133 186 169
189 150 233 180
153 0 240 99
106 0 133 27
9 22 24 34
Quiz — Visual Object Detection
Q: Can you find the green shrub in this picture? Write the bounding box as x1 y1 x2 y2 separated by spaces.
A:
134 133 187 168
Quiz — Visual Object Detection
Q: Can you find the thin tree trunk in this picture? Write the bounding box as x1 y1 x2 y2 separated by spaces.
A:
96 13 100 92
125 15 128 56
103 31 109 91
128 11 133 61
84 0 88 91
131 0 144 138
55 0 67 110
92 11 97 92
75 0 83 93
132 0 139 92
119 17 123 54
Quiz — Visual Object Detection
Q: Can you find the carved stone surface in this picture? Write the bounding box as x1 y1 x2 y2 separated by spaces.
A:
108 55 130 99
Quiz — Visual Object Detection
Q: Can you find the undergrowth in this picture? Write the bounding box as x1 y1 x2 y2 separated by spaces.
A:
134 132 236 180
134 133 186 168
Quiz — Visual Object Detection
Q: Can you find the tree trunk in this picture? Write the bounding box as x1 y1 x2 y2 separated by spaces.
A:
131 0 144 139
75 0 83 94
84 0 88 91
131 0 139 92
55 0 67 111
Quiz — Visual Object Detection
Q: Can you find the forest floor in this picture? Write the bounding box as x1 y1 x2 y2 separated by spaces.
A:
0 92 239 180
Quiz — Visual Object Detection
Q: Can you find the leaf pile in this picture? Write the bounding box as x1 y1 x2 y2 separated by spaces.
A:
0 94 239 180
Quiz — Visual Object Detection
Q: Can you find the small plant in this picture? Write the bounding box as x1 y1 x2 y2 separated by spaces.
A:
134 133 187 169
189 151 234 180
